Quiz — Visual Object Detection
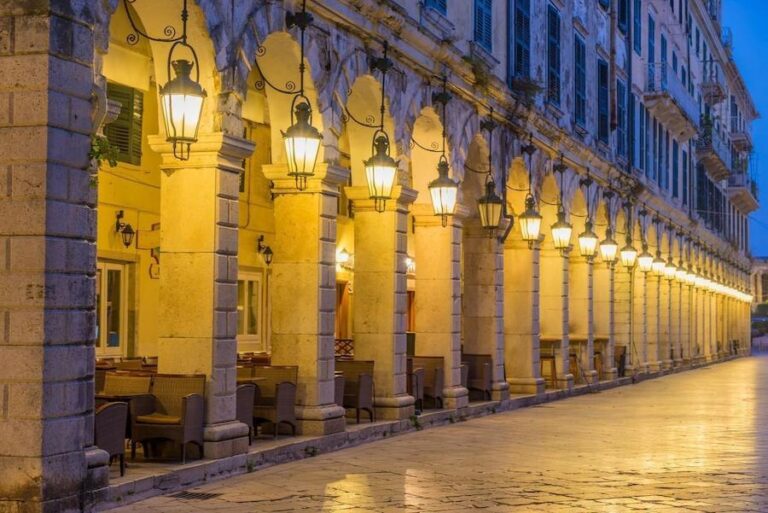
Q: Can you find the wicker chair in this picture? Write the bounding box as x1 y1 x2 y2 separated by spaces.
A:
94 402 128 476
410 356 444 409
130 374 205 463
252 366 298 438
102 372 152 396
462 354 492 401
334 374 345 408
335 360 375 424
236 383 258 444
115 358 144 371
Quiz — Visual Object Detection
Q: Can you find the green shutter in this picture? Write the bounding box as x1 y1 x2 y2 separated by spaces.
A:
105 82 143 166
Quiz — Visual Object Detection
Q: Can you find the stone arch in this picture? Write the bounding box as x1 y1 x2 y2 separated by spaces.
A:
410 106 453 203
341 74 397 187
460 133 491 214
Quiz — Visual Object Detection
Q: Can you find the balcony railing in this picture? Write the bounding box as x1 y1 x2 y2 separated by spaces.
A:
701 61 726 104
727 171 759 214
696 123 732 180
645 62 699 139
730 115 753 151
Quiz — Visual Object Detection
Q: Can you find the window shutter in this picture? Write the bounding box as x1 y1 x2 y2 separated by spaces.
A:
426 0 447 14
546 4 560 105
598 60 609 143
514 0 530 78
474 0 492 51
105 82 143 166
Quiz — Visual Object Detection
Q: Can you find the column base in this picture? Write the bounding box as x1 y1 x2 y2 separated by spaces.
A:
203 420 250 459
648 361 662 372
602 367 618 381
557 373 574 391
84 446 110 491
443 385 469 409
507 377 545 395
296 404 346 435
661 359 674 370
374 394 415 420
491 380 510 402
673 358 684 367
584 370 598 384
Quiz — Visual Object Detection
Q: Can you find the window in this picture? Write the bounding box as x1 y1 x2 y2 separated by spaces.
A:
618 0 629 33
474 0 493 51
663 129 670 189
425 0 446 14
598 59 609 143
617 80 627 157
672 52 678 72
695 27 700 56
237 273 264 349
639 104 646 171
574 33 586 127
105 82 143 165
633 0 642 54
599 0 610 9
648 16 655 83
661 34 667 64
672 140 679 198
513 0 531 78
546 4 561 105
96 261 127 357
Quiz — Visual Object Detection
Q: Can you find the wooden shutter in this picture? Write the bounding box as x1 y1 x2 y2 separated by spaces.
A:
514 0 531 78
105 82 143 166
546 4 560 105
474 0 492 51
574 34 586 125
426 0 447 14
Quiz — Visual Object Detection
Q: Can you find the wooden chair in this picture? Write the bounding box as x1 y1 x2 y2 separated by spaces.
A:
335 359 375 423
252 366 298 438
410 356 444 409
462 354 492 400
94 402 128 476
130 374 206 463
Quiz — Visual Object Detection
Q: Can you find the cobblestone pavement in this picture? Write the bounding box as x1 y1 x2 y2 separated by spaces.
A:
113 356 768 512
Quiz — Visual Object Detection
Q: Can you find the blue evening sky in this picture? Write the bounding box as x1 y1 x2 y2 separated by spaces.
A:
723 1 768 256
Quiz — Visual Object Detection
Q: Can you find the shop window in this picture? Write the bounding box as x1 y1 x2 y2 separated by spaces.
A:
96 262 127 357
105 82 144 166
237 273 263 346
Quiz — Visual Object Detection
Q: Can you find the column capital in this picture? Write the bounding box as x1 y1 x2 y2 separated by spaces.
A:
263 162 350 195
148 132 255 173
345 185 418 213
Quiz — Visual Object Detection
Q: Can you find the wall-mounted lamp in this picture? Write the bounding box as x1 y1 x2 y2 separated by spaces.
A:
405 255 416 274
115 210 135 248
257 235 273 266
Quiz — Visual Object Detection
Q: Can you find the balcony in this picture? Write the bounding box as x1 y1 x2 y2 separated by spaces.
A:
727 172 759 214
695 123 731 181
701 61 726 104
644 62 699 141
730 115 753 151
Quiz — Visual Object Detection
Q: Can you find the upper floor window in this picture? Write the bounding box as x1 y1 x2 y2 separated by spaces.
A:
546 4 561 106
574 33 586 127
474 0 493 51
598 59 609 143
105 82 144 166
425 0 447 15
617 80 627 157
598 0 610 10
513 0 531 79
618 0 629 33
633 0 642 54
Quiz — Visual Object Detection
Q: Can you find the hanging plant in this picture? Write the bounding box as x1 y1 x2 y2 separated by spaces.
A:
461 54 490 94
89 134 119 168
509 76 543 106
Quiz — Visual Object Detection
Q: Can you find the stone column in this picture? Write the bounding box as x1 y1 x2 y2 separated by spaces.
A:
412 205 469 408
647 273 661 371
540 248 572 389
503 239 546 394
462 220 510 401
659 276 672 369
614 266 633 375
150 134 253 457
569 256 596 383
633 269 648 373
680 283 691 363
593 263 617 380
670 280 681 365
262 163 347 434
345 186 417 420
0 5 109 511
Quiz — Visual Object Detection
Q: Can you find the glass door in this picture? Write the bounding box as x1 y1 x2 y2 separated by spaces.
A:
96 261 127 357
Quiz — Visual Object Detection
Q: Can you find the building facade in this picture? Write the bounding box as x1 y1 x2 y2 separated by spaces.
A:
0 0 757 511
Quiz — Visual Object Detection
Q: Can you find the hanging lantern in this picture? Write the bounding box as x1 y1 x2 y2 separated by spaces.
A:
619 242 637 268
160 59 207 161
599 229 618 264
364 133 398 213
283 99 323 190
652 253 666 276
664 261 677 280
551 210 573 250
637 248 654 273
519 194 542 245
685 268 697 285
578 220 599 259
428 157 459 227
477 180 504 231
675 264 687 282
